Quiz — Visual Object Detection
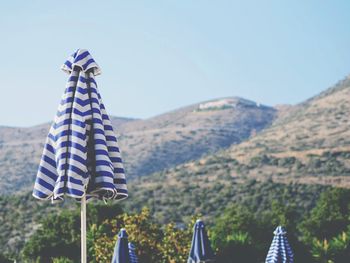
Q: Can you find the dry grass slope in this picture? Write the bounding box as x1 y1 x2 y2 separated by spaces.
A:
135 76 350 197
0 98 276 195
123 76 350 223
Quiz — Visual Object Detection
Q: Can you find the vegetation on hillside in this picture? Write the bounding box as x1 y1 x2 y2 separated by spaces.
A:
1 187 349 262
1 77 350 263
126 160 330 224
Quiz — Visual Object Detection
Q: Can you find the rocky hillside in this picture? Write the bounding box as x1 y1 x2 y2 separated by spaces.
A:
118 97 276 178
0 97 276 195
225 76 350 186
123 76 350 222
0 124 49 195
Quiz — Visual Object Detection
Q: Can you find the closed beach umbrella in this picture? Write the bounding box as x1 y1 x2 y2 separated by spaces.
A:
112 229 131 263
33 49 128 263
128 242 139 263
188 219 215 263
265 226 294 263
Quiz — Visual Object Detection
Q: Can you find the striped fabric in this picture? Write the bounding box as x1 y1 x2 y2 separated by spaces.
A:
112 229 131 263
128 242 138 263
33 49 128 202
265 226 294 263
188 219 215 263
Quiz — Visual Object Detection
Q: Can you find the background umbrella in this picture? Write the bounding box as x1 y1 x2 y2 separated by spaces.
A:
112 229 131 263
33 49 128 263
188 219 215 263
265 226 294 263
128 242 139 263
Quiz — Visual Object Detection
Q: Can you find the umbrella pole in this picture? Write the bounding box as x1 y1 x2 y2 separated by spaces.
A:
81 194 87 263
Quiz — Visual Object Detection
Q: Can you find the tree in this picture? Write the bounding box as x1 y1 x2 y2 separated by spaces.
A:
160 218 195 263
52 257 74 263
300 188 350 242
311 230 350 263
22 210 81 262
21 202 124 263
0 253 12 263
214 231 260 263
94 208 163 263
211 204 262 262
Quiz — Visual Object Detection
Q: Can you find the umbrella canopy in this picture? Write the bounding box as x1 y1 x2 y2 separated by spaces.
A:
112 229 131 263
188 219 215 263
265 226 294 263
32 49 128 202
128 242 139 263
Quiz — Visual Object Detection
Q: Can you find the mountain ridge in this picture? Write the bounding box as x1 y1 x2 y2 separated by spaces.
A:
121 76 350 223
0 96 276 195
1 73 349 196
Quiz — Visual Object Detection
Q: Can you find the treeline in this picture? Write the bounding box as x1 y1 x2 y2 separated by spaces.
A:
1 180 326 255
2 187 350 263
125 178 329 225
0 192 73 254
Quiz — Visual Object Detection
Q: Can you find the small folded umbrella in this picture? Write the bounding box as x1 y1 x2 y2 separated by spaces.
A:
265 226 294 263
128 242 139 263
112 229 131 263
33 49 128 263
188 219 215 263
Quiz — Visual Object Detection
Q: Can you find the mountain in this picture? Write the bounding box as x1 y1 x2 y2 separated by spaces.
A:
123 76 350 222
1 76 350 256
0 97 276 195
224 76 350 186
117 97 276 178
0 124 48 195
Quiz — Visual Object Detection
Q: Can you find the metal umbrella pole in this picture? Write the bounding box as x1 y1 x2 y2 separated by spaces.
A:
81 194 87 263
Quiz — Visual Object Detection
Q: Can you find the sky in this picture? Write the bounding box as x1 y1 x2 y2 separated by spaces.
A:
0 1 350 127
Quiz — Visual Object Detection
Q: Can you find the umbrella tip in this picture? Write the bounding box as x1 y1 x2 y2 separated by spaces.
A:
62 49 101 76
195 219 205 228
274 226 287 235
119 228 128 238
76 48 88 52
72 48 91 59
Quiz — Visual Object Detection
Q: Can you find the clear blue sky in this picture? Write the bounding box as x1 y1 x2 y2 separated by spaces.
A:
1 1 350 127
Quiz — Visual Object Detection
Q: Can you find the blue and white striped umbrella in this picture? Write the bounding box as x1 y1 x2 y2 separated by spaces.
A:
112 229 131 263
128 242 139 263
265 226 294 263
32 49 128 202
188 219 215 263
